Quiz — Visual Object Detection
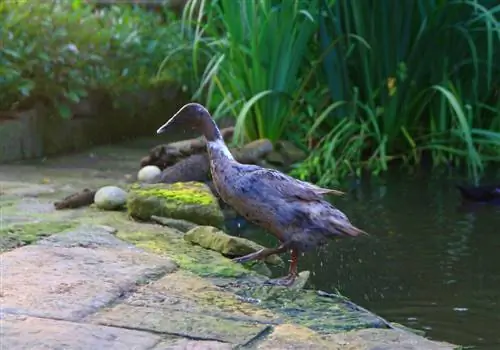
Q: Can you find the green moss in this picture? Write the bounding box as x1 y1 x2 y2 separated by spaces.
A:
117 230 266 279
127 182 225 228
0 221 76 252
134 182 216 206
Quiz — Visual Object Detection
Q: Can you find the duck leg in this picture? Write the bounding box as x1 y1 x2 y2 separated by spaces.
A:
264 248 299 287
232 243 289 264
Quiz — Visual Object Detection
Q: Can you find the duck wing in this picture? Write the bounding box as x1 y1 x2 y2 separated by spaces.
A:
238 165 344 202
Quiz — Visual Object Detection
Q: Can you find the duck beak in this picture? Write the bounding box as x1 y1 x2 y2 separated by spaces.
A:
156 119 172 134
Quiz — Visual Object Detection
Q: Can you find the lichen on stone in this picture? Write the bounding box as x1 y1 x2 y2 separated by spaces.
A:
116 230 266 279
0 221 76 252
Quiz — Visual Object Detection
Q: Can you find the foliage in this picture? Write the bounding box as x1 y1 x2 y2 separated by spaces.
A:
297 0 500 185
173 0 500 184
0 0 186 118
158 0 321 143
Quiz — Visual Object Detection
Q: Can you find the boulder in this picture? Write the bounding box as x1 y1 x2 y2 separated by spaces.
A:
127 182 224 229
94 186 128 210
159 154 210 184
231 139 273 164
275 140 307 163
137 165 161 183
265 151 287 166
184 226 284 266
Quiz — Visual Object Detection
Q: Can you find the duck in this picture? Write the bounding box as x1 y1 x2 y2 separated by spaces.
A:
456 184 500 203
156 103 367 286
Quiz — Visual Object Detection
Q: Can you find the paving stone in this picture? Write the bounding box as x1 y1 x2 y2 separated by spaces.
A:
153 339 232 350
324 328 456 350
90 303 269 346
0 313 161 350
256 324 331 349
1 241 177 321
122 271 277 324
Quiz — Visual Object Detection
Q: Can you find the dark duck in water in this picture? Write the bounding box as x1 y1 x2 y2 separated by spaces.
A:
156 103 367 286
456 184 500 203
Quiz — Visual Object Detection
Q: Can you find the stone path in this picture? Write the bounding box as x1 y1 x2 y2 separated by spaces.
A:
0 141 457 349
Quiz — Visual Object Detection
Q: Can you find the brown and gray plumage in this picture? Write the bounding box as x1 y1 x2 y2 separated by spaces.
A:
156 103 367 286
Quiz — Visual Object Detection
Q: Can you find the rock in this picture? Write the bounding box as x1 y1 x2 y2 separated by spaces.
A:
231 139 273 164
324 328 456 350
290 270 310 290
153 339 232 350
94 185 128 210
127 182 224 229
159 154 210 184
1 314 162 350
1 234 177 321
256 324 331 349
265 151 287 166
184 226 284 266
255 159 282 171
275 140 307 163
250 261 272 277
90 303 269 346
137 165 161 183
150 215 198 232
140 127 234 170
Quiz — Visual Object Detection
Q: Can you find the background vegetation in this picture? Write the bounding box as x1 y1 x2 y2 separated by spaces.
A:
0 0 185 119
1 0 499 185
158 0 500 185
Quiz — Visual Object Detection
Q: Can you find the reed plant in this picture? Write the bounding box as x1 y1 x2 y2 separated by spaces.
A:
299 0 500 185
164 0 500 184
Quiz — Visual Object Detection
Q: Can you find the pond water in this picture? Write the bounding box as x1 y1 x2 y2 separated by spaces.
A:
230 169 500 349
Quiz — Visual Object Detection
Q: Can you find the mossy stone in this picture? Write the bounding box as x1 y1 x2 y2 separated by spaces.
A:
116 230 266 279
184 226 284 266
127 182 224 229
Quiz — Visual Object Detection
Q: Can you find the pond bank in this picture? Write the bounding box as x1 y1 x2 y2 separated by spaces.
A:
0 140 456 349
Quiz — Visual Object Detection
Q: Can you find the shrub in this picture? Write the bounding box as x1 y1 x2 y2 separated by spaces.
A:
0 0 187 118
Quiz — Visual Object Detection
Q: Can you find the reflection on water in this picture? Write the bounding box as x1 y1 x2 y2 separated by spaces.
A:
231 170 500 349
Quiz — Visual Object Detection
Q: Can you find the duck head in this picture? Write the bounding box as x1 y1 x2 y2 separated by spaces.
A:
156 103 221 141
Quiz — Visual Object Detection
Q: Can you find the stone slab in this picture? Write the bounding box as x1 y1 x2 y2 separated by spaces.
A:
1 229 177 321
90 303 269 346
152 339 232 350
122 271 277 324
324 328 455 350
0 313 161 350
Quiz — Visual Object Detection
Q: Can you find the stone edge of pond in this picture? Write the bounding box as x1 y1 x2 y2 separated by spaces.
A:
0 179 457 349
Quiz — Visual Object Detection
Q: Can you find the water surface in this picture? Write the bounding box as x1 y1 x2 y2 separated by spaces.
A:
232 169 500 349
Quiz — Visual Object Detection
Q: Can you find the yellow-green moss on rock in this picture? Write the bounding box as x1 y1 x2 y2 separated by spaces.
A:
184 226 284 266
127 182 224 228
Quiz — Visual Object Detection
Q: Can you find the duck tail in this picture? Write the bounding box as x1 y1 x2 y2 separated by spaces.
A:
323 215 369 238
339 223 369 237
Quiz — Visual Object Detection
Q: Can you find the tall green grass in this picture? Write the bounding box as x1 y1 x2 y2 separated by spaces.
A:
300 0 500 185
160 0 322 143
160 0 500 185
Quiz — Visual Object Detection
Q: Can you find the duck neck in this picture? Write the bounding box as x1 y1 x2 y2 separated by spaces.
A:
202 116 235 162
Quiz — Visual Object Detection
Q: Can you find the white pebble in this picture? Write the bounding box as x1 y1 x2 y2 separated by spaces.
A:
94 186 128 210
137 165 161 184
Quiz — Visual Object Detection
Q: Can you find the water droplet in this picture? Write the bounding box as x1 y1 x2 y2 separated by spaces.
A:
453 307 468 312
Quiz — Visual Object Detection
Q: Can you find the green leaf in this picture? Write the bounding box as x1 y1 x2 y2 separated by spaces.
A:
18 80 35 96
57 103 72 119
